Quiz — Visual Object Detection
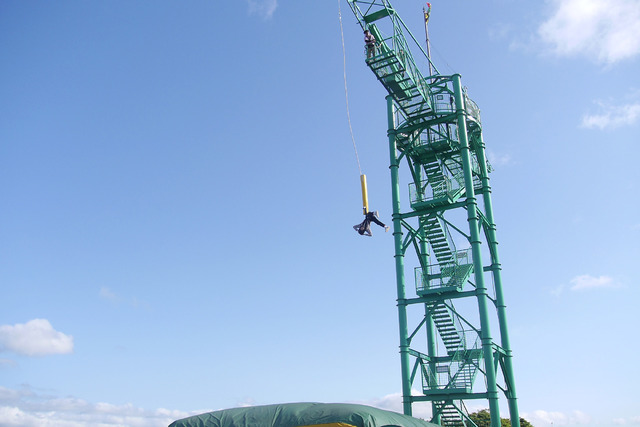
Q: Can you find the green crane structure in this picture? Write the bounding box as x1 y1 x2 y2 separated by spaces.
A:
345 2 520 427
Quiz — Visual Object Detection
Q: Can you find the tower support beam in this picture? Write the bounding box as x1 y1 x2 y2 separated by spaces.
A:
453 74 501 427
388 95 413 417
474 132 521 427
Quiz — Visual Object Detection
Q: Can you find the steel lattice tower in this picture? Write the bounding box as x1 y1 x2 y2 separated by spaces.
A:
346 2 520 427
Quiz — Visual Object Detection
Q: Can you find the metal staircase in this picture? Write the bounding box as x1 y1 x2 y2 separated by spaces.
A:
424 302 482 426
429 302 461 353
414 216 473 295
437 403 464 427
358 10 432 122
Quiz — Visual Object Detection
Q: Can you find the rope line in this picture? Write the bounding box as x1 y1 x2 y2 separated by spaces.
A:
338 0 362 176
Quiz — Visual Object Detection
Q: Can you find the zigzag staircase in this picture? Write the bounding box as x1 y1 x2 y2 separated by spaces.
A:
347 2 489 425
414 214 473 294
422 305 483 426
405 130 480 427
414 301 482 426
396 75 478 427
414 158 480 426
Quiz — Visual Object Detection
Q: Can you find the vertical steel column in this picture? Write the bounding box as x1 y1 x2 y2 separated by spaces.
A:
424 299 439 425
452 75 501 427
475 134 520 427
413 159 439 424
387 96 412 416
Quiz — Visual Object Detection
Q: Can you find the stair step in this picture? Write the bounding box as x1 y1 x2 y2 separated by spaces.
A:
431 242 449 248
441 333 459 339
432 310 450 316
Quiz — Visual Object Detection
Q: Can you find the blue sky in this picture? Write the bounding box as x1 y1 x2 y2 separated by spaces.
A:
1 0 639 426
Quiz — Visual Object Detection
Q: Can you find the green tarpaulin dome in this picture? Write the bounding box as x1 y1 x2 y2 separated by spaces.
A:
169 402 439 427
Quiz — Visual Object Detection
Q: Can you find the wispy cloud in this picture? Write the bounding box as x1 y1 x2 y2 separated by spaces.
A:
550 274 620 296
0 359 17 368
522 409 591 425
538 0 640 65
550 284 565 297
0 319 73 357
488 23 513 42
570 274 618 291
486 150 514 167
351 391 432 421
0 385 197 427
613 415 640 424
581 100 640 129
99 286 119 302
99 287 147 309
247 0 278 20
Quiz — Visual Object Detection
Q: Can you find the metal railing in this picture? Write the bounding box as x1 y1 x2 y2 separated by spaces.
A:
409 176 453 205
415 248 472 292
408 170 464 207
432 92 455 114
464 92 481 123
422 330 481 391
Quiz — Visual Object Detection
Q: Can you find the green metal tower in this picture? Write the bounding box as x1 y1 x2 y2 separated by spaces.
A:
345 2 520 427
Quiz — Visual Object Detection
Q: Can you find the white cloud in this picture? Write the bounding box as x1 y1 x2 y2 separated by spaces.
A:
247 0 278 20
488 23 513 42
486 150 513 167
522 409 591 425
0 386 198 427
550 284 565 297
351 390 432 421
581 101 640 129
0 387 615 427
569 274 617 290
99 287 147 309
614 415 640 424
552 274 619 296
0 319 73 357
99 287 118 302
538 0 640 64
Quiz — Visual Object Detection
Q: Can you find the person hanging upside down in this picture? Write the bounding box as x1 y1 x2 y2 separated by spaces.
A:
354 210 390 237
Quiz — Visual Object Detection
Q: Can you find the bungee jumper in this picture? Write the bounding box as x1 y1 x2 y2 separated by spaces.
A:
354 210 389 237
353 174 389 237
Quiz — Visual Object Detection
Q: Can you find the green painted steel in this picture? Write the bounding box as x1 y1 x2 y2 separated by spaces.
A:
473 131 521 425
345 1 520 427
388 95 413 418
452 75 500 427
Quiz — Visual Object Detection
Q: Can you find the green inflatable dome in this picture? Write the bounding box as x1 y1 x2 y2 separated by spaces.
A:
169 402 438 427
